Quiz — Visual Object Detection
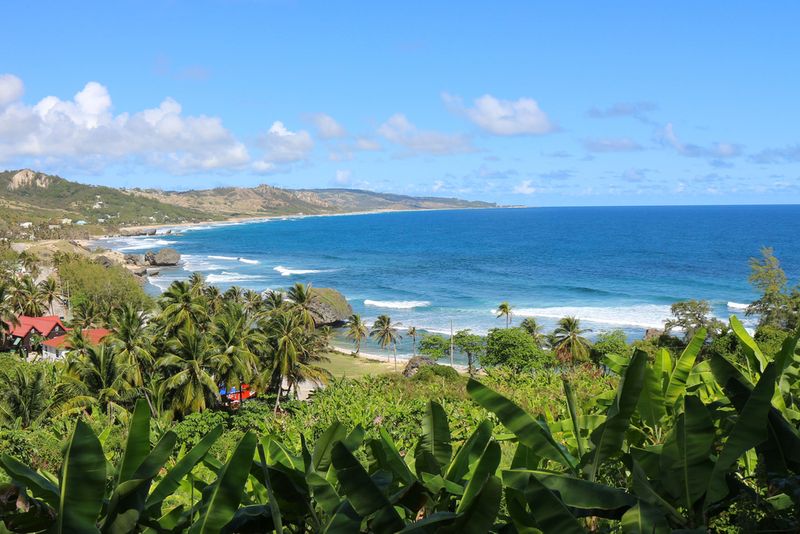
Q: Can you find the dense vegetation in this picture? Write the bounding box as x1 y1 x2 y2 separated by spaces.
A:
0 246 799 531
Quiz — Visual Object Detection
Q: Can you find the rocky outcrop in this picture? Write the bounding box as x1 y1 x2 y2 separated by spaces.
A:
8 169 52 190
119 228 157 236
145 248 180 266
124 253 146 266
402 356 436 378
308 287 353 327
644 328 663 340
94 255 115 268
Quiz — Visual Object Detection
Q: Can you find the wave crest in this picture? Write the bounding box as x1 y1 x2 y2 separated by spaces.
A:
274 265 325 276
364 299 431 309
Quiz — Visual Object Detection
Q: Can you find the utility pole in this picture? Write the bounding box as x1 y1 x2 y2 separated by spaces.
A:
450 320 454 367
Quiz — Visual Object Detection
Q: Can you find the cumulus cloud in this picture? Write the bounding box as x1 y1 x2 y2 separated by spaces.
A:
334 169 351 185
0 75 249 172
443 93 555 135
583 137 642 152
660 123 741 159
513 180 536 194
377 113 472 155
258 121 314 164
308 113 347 139
0 74 24 107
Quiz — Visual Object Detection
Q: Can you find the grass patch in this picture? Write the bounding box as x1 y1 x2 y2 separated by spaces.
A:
319 351 394 378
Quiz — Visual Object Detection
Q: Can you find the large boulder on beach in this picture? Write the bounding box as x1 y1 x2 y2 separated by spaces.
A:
146 248 181 266
308 287 352 327
124 253 146 266
402 356 436 378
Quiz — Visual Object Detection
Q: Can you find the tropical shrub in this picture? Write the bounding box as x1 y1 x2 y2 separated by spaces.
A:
484 327 554 370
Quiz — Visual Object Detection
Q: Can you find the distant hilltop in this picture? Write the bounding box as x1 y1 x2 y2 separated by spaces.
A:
0 169 497 239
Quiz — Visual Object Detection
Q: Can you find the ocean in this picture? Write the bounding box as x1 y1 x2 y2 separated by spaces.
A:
101 205 800 354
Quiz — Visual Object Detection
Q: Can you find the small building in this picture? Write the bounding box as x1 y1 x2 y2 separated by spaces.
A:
3 316 67 354
19 222 33 229
41 328 111 360
61 218 73 225
48 224 61 230
75 220 88 225
219 384 254 404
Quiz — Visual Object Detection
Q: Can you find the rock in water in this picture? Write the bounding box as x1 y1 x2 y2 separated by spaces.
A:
402 356 436 378
308 287 353 327
146 248 181 266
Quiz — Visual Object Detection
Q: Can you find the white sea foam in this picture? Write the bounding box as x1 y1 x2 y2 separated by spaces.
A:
206 271 267 283
513 304 672 329
364 300 432 310
239 258 260 265
116 238 176 251
181 255 224 272
727 301 749 311
274 265 326 276
209 255 238 261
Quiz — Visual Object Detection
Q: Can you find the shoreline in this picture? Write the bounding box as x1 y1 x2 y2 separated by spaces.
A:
331 345 470 372
106 205 515 238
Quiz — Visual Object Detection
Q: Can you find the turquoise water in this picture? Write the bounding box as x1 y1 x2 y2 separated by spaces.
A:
103 206 800 350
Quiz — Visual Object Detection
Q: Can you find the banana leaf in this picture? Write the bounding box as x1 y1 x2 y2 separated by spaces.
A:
55 420 106 534
331 442 403 533
586 350 647 480
467 379 577 472
415 401 452 473
445 420 492 484
665 328 706 407
0 455 59 508
189 431 257 534
311 421 346 473
620 502 670 533
117 399 151 485
503 470 584 534
444 475 501 534
705 362 777 507
145 424 223 517
456 441 500 513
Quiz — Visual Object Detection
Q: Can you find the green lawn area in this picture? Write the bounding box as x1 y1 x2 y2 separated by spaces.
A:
319 351 395 378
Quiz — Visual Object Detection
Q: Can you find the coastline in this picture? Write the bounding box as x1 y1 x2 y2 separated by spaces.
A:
331 345 470 373
107 205 514 237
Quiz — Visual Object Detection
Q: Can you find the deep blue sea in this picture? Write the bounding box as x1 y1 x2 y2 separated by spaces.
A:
102 206 800 354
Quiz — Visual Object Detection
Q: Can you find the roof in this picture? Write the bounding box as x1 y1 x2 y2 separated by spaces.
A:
6 316 66 338
42 328 111 350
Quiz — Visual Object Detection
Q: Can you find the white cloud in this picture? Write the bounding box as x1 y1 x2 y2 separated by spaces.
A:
513 180 536 195
583 137 642 152
0 74 24 108
0 75 249 172
259 121 314 164
377 113 472 155
334 169 351 185
443 93 555 135
309 113 346 139
661 123 741 158
432 180 445 192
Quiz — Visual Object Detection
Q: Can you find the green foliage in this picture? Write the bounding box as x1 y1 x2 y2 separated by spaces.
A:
173 411 231 448
591 328 631 365
484 327 554 370
412 364 459 382
57 255 151 318
665 299 726 340
417 333 450 360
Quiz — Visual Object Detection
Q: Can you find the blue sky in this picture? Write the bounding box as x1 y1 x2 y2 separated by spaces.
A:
1 1 799 206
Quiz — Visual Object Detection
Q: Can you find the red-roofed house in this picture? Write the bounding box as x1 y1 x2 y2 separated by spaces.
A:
41 328 111 360
3 315 67 354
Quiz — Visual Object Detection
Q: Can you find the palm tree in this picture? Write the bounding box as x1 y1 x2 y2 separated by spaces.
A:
71 300 101 329
157 325 220 417
551 316 592 365
10 276 47 316
407 326 418 356
520 317 544 347
497 301 513 328
209 302 261 403
59 343 132 418
257 310 326 412
264 291 286 312
18 252 39 279
0 284 19 347
241 289 264 319
345 314 368 355
0 367 50 428
108 304 154 390
287 283 316 329
188 272 206 294
39 278 60 315
370 314 401 370
159 280 208 333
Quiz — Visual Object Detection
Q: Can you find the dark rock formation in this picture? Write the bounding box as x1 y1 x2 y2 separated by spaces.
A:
124 253 146 265
119 228 157 236
145 248 180 266
308 287 353 327
644 328 663 340
94 255 114 268
402 356 436 378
